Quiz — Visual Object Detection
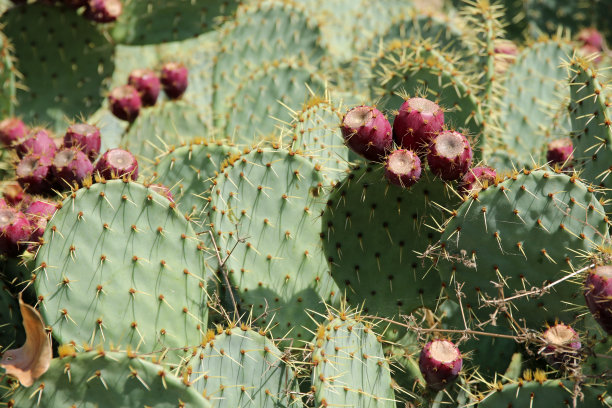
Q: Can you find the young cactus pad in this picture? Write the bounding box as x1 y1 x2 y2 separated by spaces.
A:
187 326 300 407
33 180 209 356
209 148 339 344
437 169 610 326
311 315 395 407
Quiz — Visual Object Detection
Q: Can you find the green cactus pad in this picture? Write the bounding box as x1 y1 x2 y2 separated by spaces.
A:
122 100 210 167
111 0 238 45
286 94 349 181
321 163 451 321
209 148 339 344
223 60 327 144
212 0 326 129
1 3 114 132
152 140 240 216
490 40 572 170
188 326 300 407
478 376 609 407
6 350 212 407
88 104 127 153
0 284 23 349
569 57 612 191
34 180 209 356
437 169 610 327
371 43 484 151
311 315 396 407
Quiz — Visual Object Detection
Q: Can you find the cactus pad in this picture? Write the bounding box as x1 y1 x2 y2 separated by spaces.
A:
209 148 339 344
34 180 209 356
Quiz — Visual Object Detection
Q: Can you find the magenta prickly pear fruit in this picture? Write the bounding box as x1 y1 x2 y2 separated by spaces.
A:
52 148 94 187
84 0 122 23
128 68 161 107
385 149 422 188
419 339 462 391
393 97 444 154
546 138 574 166
0 117 28 147
108 85 142 122
25 200 56 245
541 323 581 368
340 105 392 161
64 123 102 161
458 166 497 196
160 62 189 99
16 155 53 194
15 128 57 159
584 265 612 334
149 183 174 203
577 28 604 50
494 40 518 73
0 208 31 256
427 130 473 181
95 148 139 180
3 182 26 208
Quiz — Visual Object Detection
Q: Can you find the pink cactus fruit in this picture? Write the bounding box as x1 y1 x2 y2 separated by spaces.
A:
84 0 122 23
24 200 56 245
16 155 53 194
584 265 612 335
419 339 463 391
149 183 175 203
546 138 574 167
128 68 161 107
493 40 519 73
393 97 444 154
384 149 422 188
52 148 94 187
0 118 28 147
577 28 604 63
95 148 139 180
15 128 57 159
541 323 581 368
64 123 102 161
0 208 31 256
108 85 142 122
340 106 392 161
160 62 189 99
458 166 497 196
427 130 473 181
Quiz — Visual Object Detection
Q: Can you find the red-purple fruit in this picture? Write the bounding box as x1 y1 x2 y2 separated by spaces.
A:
52 149 94 187
160 62 189 99
493 40 518 73
149 183 174 203
0 117 28 147
16 155 53 194
83 0 122 23
108 85 142 122
128 69 161 107
546 138 573 167
0 208 31 256
419 339 462 391
340 106 392 161
15 128 57 159
393 97 444 154
95 148 139 180
541 323 581 368
64 123 102 161
25 200 56 244
427 130 473 181
385 149 422 188
577 28 604 63
584 265 612 334
458 166 497 196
